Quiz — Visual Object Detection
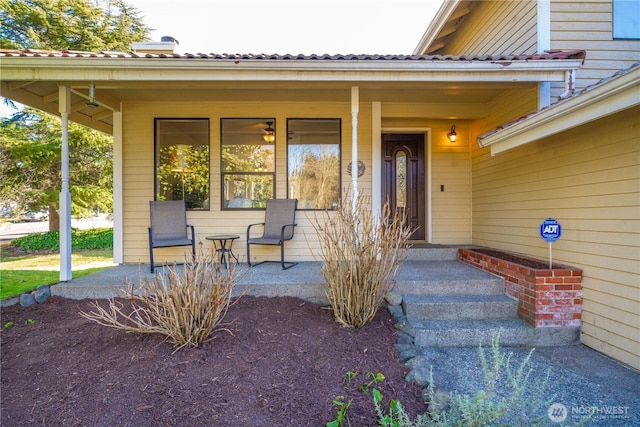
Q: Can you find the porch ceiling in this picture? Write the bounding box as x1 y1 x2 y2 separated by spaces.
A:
1 79 533 134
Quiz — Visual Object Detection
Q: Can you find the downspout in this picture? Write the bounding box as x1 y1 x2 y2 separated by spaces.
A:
58 86 72 281
559 69 576 100
537 0 551 108
351 86 359 214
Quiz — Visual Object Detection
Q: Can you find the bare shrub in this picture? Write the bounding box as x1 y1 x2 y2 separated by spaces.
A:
310 192 413 328
80 248 238 350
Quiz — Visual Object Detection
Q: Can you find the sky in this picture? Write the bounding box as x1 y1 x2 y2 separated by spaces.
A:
125 0 444 55
1 0 443 116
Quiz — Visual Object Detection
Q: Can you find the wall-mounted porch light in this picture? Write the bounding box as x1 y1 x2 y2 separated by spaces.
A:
263 121 276 143
86 83 99 108
447 125 457 143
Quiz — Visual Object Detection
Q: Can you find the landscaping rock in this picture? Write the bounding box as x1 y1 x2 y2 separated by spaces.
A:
34 285 51 304
397 331 414 345
386 304 405 320
385 291 402 306
422 386 451 414
19 293 36 307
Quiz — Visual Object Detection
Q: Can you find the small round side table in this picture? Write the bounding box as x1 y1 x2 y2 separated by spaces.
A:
205 234 240 268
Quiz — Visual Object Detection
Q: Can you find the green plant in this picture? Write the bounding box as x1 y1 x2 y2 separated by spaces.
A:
344 370 359 383
372 334 590 427
4 321 15 329
358 372 385 393
79 247 239 350
310 192 412 328
26 319 35 325
10 228 113 251
327 395 353 427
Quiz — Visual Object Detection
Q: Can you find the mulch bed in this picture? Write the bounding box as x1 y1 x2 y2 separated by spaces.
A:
1 295 426 426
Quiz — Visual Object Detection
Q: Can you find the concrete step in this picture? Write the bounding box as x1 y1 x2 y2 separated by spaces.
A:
411 318 580 347
402 294 518 321
393 277 505 296
405 247 459 261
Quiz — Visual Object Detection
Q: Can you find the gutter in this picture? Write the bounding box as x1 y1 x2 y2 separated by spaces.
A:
477 64 640 155
0 57 586 83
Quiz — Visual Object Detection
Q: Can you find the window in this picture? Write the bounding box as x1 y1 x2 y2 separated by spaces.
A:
287 119 341 209
613 0 640 39
221 118 275 209
155 118 210 210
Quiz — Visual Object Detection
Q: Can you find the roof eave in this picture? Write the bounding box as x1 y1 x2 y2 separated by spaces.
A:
477 66 640 155
0 56 585 83
413 0 461 55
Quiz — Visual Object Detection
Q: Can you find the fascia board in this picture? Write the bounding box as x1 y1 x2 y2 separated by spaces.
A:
413 0 461 54
481 68 640 155
0 57 584 83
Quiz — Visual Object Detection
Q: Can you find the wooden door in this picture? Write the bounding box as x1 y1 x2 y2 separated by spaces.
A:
381 134 425 240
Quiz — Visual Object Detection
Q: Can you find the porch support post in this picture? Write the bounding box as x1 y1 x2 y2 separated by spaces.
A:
112 110 123 264
351 86 359 214
58 85 72 281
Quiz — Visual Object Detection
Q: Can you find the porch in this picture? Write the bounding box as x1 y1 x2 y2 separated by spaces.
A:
50 246 474 304
50 246 580 348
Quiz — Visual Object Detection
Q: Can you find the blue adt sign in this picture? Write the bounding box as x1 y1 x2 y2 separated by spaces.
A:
540 218 562 242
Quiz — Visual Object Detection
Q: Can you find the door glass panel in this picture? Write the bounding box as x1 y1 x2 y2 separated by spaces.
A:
396 151 407 208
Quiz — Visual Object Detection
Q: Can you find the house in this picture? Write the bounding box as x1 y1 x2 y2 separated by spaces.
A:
1 0 638 370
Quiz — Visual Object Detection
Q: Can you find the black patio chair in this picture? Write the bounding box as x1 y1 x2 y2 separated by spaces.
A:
148 200 195 273
246 199 298 270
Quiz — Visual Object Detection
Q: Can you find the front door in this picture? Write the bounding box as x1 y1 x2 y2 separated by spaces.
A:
381 134 425 240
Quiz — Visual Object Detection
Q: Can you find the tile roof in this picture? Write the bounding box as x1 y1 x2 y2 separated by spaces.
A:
478 61 640 140
0 49 586 62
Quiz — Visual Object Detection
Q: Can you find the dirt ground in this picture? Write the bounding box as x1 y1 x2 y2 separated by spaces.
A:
1 295 426 426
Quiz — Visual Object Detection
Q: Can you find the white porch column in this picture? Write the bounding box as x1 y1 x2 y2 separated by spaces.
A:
58 86 72 281
371 102 382 219
351 86 359 213
112 110 123 264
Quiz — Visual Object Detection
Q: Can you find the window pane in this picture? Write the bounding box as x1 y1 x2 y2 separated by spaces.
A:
287 119 341 209
155 119 210 210
223 174 274 208
221 118 275 209
613 0 640 39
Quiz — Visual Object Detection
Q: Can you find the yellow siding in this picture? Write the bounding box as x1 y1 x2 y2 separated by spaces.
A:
122 101 362 265
550 0 640 97
471 106 640 370
445 1 537 54
381 118 473 244
432 122 472 244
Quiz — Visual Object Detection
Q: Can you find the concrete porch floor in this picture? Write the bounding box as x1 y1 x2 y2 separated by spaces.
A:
49 259 495 304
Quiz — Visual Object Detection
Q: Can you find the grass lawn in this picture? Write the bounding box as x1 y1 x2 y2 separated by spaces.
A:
0 248 115 300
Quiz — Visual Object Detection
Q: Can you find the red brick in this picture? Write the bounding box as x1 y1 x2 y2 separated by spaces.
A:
553 269 573 277
556 284 574 291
